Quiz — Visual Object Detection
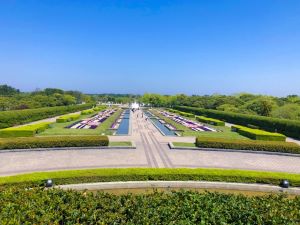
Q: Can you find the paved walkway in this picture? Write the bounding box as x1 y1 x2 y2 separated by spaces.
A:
1 110 300 176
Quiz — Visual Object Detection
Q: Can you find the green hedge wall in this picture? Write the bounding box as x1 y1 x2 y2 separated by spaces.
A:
195 137 300 154
0 135 109 149
0 104 94 129
175 106 300 139
196 116 225 126
0 122 53 138
232 125 286 141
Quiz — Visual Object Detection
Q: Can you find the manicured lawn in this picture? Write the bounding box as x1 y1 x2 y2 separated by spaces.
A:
38 109 122 136
150 109 248 140
109 141 132 147
172 142 196 147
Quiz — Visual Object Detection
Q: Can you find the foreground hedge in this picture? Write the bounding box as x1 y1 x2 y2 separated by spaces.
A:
196 115 225 126
1 188 299 224
174 106 300 139
232 125 286 141
196 137 300 154
0 135 109 149
0 104 94 129
0 122 53 138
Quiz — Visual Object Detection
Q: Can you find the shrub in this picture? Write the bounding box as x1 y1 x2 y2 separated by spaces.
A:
196 116 225 126
174 106 300 139
0 122 53 138
81 109 95 115
0 104 94 129
0 135 109 149
195 137 300 154
56 114 80 123
0 188 299 224
232 125 286 141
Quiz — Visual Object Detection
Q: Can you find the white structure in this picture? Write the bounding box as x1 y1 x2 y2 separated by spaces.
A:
131 102 139 110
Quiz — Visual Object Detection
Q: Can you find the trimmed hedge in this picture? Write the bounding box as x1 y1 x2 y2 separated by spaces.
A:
174 106 300 139
0 135 109 150
0 122 53 138
195 137 300 154
2 168 300 188
179 111 194 118
56 114 80 123
81 109 95 115
232 125 286 141
0 104 94 129
196 115 225 126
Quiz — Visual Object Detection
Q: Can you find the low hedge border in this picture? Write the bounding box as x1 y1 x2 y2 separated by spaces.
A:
232 125 286 141
196 115 225 126
0 135 109 150
196 137 300 154
1 168 300 188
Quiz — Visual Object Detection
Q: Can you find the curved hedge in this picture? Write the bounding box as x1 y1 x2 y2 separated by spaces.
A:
0 188 299 224
0 135 109 150
196 137 300 154
175 106 300 139
0 103 94 129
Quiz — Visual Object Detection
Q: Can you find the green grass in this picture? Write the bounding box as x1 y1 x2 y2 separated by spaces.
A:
1 168 300 187
109 141 132 147
151 109 248 139
38 109 122 136
172 142 196 147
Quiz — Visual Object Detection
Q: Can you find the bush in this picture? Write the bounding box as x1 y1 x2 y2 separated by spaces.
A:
0 104 94 129
179 111 194 118
232 125 286 141
0 135 109 149
0 188 299 224
56 114 80 123
174 106 300 139
81 109 95 115
0 122 53 138
196 116 225 126
195 137 300 154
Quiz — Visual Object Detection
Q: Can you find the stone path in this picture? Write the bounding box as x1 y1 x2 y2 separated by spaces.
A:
1 110 300 176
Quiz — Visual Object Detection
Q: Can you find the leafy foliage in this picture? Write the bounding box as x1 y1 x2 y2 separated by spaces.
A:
0 188 299 224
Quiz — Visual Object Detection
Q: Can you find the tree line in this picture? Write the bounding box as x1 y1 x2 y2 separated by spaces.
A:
0 85 93 111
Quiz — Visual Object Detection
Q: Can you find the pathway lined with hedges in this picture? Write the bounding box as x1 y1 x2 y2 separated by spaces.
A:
1 110 300 176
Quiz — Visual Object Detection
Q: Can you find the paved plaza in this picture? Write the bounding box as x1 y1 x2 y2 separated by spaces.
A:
1 110 300 176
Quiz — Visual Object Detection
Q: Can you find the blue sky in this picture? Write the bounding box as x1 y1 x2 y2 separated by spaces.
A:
0 0 299 96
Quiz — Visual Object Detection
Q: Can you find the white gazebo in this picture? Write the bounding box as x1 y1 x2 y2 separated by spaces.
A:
131 102 140 110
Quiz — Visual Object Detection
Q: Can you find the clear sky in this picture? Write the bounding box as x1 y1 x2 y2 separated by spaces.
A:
0 0 299 96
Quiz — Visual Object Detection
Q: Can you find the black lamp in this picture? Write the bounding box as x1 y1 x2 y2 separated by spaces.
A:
45 179 54 188
280 179 290 188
